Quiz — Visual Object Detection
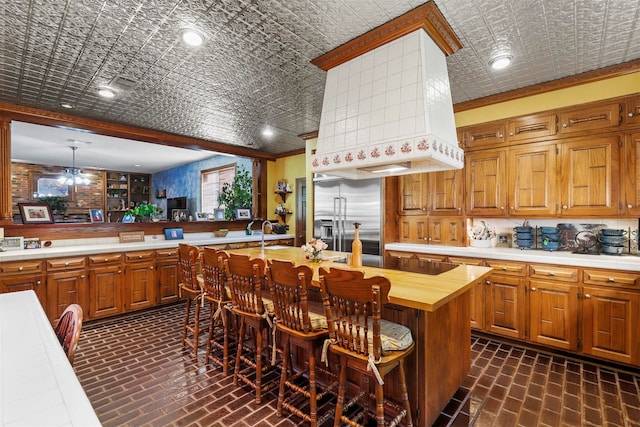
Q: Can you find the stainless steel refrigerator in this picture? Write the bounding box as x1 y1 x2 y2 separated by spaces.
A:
313 176 383 255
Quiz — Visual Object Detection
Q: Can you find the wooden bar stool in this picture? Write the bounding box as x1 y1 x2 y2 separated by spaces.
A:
225 253 278 404
178 243 206 357
266 259 336 426
201 247 234 375
319 267 415 427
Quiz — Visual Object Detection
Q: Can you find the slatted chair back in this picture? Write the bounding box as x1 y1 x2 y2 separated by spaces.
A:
178 243 200 291
225 253 267 316
318 267 391 361
266 259 315 333
54 304 84 365
202 247 229 302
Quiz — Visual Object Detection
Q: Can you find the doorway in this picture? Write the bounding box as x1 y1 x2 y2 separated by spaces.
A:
295 177 306 247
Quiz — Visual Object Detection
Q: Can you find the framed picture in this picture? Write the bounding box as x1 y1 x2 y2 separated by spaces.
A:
213 208 225 220
171 209 189 222
164 228 184 240
24 238 41 249
29 172 72 200
2 236 24 251
496 233 512 248
195 212 209 221
90 209 104 223
276 180 286 191
18 203 54 224
235 208 251 219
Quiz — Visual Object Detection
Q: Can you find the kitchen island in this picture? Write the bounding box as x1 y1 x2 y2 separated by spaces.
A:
226 246 493 427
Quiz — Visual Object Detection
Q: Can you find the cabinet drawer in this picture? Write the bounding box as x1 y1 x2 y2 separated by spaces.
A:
559 103 622 134
447 256 483 266
583 269 640 289
125 251 155 263
156 249 178 260
414 253 448 262
89 254 123 265
46 257 86 271
507 113 557 142
0 260 43 274
462 122 507 150
529 264 579 282
485 260 527 276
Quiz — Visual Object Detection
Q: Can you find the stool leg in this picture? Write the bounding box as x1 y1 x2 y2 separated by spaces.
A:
375 379 384 426
308 341 318 427
234 318 246 386
205 301 215 362
182 297 191 349
276 335 290 416
221 309 230 376
334 355 348 427
193 298 201 357
399 359 413 427
254 322 263 404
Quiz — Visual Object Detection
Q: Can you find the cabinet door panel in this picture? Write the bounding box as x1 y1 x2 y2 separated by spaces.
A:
428 217 465 246
623 134 640 215
428 169 463 215
582 286 638 365
627 97 640 125
469 281 484 330
465 149 507 216
125 263 156 311
89 265 122 318
560 137 620 216
399 173 427 214
47 270 87 323
0 274 46 308
529 280 578 351
508 143 557 216
157 261 179 304
485 274 526 339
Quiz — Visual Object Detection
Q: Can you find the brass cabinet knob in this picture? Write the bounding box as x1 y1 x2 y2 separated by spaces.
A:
530 287 537 292
585 294 591 299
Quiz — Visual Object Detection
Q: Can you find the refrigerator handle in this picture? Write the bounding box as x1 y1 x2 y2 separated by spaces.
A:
333 197 340 251
340 196 347 252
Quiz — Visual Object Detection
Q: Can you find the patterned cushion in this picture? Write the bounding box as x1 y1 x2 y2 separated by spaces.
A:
196 274 204 291
375 319 413 353
307 301 328 331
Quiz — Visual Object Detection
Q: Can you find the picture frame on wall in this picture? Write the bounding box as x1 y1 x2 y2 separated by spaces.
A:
164 228 184 240
235 208 251 219
18 203 54 224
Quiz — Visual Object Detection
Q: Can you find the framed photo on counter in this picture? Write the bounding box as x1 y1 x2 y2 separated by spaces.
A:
90 209 104 223
2 236 24 251
235 208 251 219
164 228 184 240
18 203 54 224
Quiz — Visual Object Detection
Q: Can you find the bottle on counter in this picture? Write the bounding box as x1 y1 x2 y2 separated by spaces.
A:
351 222 362 267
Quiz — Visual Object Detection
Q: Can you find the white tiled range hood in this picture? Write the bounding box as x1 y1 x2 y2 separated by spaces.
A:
311 29 463 179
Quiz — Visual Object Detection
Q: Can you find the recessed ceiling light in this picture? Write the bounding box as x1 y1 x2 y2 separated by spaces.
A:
489 54 512 70
180 28 205 47
262 128 274 137
98 87 116 98
60 103 74 109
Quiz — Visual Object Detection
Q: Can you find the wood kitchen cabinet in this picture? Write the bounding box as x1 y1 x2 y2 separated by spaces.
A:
528 264 580 351
46 257 87 323
622 133 640 216
0 260 46 308
428 169 464 215
507 113 557 142
156 248 180 304
399 173 428 214
88 254 123 319
558 102 622 135
559 136 620 216
483 260 527 340
507 142 558 216
124 251 156 311
461 121 507 150
447 257 485 330
398 216 465 246
626 96 640 126
465 149 507 216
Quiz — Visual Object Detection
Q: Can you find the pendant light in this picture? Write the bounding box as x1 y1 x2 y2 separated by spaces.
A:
58 146 90 185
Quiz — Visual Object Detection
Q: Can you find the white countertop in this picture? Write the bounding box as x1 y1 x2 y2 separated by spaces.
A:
385 243 640 272
0 232 295 262
0 290 101 426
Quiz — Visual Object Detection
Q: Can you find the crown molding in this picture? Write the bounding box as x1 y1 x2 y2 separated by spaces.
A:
311 2 461 71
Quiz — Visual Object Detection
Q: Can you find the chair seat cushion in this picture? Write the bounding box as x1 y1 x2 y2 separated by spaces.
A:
307 301 328 331
376 319 413 353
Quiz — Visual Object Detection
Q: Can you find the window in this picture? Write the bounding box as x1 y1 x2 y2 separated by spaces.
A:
201 165 235 213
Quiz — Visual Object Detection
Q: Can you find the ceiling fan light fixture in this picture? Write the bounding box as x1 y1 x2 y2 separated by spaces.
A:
489 54 512 70
98 87 116 98
180 28 204 47
57 146 90 186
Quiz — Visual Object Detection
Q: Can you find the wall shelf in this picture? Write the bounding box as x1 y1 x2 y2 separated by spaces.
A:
275 210 292 222
275 190 292 203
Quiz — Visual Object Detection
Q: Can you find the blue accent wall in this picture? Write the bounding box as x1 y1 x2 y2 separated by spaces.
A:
151 156 252 219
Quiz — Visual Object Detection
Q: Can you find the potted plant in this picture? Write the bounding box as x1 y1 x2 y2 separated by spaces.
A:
127 203 160 222
39 196 68 214
217 165 252 220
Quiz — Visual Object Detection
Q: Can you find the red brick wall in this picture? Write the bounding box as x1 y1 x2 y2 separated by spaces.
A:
12 162 106 215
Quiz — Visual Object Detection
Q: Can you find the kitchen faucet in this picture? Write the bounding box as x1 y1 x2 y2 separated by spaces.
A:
261 220 271 247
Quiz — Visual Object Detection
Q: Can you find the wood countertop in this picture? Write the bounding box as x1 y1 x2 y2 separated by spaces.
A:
225 246 493 312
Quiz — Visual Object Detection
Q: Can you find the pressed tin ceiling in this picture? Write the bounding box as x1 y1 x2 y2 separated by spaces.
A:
1 0 640 162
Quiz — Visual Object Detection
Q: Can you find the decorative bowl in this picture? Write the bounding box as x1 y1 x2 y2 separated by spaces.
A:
541 233 560 241
516 232 533 239
517 239 533 248
601 228 626 236
599 235 627 245
470 239 494 248
214 229 229 237
514 226 533 233
542 241 559 251
601 244 624 255
539 226 559 234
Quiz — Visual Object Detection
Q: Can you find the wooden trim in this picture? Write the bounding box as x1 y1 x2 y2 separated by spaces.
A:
0 101 276 161
311 2 461 71
273 148 305 158
454 59 640 113
297 130 318 141
0 116 11 223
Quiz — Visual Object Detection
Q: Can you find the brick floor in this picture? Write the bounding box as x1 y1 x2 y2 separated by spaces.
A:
73 303 640 426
